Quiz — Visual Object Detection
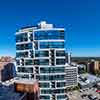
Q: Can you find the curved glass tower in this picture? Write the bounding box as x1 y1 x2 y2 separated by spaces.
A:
16 21 66 100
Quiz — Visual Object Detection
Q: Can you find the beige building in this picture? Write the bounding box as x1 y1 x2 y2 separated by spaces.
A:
89 61 100 74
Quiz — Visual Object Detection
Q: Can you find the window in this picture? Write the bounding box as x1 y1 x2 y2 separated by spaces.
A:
16 33 28 42
34 30 64 40
40 95 50 100
39 82 50 88
17 67 33 73
41 89 51 94
57 95 66 100
56 59 65 65
16 43 32 50
57 82 66 87
34 59 49 65
35 51 49 57
25 59 34 65
39 75 64 81
40 41 64 49
39 75 49 81
40 67 65 73
53 89 65 94
55 75 65 80
16 52 28 58
56 50 65 56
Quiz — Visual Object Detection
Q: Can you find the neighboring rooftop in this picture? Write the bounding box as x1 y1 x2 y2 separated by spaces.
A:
78 73 100 88
72 57 100 62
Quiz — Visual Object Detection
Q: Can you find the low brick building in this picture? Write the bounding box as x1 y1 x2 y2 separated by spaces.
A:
14 79 39 100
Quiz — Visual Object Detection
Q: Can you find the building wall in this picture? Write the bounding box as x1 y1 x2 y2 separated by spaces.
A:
14 82 39 100
89 61 100 74
65 65 78 87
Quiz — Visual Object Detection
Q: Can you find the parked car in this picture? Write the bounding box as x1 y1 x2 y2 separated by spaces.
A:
88 94 98 100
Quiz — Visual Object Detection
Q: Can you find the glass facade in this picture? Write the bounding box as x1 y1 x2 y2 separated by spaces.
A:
35 50 49 57
16 22 66 100
56 50 65 57
25 59 34 65
39 82 50 88
57 82 66 87
16 33 28 42
40 67 65 73
40 89 64 94
56 59 65 65
40 41 64 49
16 43 32 50
18 67 33 73
40 95 50 100
57 95 66 100
16 52 28 58
34 59 49 65
34 30 64 40
38 75 65 81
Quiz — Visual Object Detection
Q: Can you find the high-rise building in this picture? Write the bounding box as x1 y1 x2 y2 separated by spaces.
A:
16 21 66 100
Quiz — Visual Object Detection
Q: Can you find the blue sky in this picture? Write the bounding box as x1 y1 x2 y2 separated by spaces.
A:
0 0 99 57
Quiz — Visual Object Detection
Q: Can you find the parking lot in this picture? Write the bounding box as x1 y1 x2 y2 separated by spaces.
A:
67 88 100 100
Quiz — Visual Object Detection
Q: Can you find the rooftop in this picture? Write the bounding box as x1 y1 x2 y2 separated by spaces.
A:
78 73 100 86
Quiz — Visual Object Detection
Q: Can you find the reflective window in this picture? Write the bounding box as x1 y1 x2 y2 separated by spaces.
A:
39 82 50 88
18 67 33 73
57 95 66 100
17 74 29 78
16 43 32 50
16 33 28 42
40 41 64 49
25 59 34 65
39 75 64 81
57 82 66 87
40 67 65 73
35 50 49 57
34 59 49 65
40 95 50 100
56 59 65 65
56 50 65 56
41 89 51 94
34 30 64 40
53 89 65 94
16 52 28 58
